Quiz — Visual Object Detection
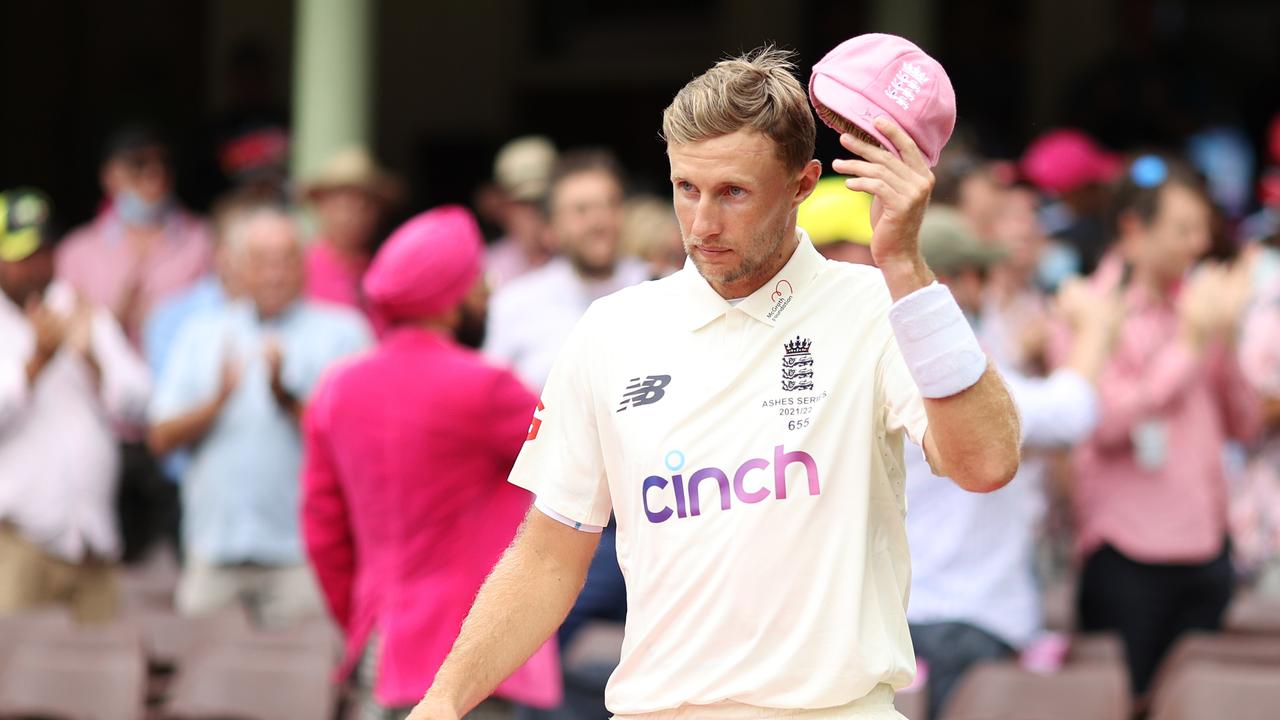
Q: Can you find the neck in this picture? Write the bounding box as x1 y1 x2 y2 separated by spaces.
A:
325 236 370 261
570 257 615 282
1133 266 1177 300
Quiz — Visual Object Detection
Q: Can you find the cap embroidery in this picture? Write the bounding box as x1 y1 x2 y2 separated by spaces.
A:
885 61 929 111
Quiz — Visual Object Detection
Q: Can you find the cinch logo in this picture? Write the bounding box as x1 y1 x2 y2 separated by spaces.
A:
641 445 820 524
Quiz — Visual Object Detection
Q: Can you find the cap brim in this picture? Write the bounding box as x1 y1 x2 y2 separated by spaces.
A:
810 72 901 160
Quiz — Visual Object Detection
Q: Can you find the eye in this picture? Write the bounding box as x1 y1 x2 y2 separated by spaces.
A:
725 186 747 198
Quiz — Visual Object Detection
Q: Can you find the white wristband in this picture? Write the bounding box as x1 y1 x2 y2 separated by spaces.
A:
888 283 987 399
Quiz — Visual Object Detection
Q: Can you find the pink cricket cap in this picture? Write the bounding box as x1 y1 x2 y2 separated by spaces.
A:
363 205 484 322
809 33 957 167
1020 129 1122 196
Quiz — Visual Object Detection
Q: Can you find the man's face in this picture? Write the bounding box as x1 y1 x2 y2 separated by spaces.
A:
549 170 624 278
103 145 173 204
668 130 819 298
240 215 304 318
1123 184 1212 287
0 249 54 306
991 187 1045 276
314 187 383 252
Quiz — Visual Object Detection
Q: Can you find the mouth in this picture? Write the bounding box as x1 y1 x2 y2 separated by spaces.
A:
694 246 732 258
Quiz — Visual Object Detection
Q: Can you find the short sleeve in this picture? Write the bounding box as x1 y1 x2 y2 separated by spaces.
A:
877 333 929 448
506 305 612 528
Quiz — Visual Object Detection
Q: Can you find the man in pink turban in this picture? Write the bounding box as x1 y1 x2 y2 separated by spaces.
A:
301 205 560 719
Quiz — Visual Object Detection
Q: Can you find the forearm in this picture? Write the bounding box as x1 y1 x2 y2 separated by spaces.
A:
923 362 1021 492
148 397 224 455
424 510 599 715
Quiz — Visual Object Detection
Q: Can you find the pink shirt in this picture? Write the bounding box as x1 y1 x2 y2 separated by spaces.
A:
1057 281 1261 564
56 209 213 347
301 328 559 707
304 241 385 335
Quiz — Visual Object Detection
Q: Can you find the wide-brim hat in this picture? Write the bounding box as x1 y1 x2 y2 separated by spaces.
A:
302 146 404 206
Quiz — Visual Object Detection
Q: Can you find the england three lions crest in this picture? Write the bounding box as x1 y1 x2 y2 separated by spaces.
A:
782 336 814 392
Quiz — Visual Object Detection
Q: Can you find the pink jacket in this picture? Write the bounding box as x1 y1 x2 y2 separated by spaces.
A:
301 328 560 707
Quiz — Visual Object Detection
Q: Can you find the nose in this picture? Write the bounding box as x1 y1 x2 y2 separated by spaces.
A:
690 196 721 241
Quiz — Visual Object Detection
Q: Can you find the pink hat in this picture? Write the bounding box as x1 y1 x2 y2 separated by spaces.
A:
363 205 484 322
1020 129 1122 195
809 33 957 167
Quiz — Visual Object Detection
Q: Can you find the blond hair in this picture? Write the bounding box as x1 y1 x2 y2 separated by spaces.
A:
661 46 816 172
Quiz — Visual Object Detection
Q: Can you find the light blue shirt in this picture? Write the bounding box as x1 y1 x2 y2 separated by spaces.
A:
149 299 372 565
143 275 229 482
144 275 228 378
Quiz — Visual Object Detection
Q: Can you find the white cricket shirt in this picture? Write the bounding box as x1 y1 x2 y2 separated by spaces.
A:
510 233 929 715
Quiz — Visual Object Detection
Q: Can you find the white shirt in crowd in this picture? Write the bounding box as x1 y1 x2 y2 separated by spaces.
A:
510 233 929 716
485 255 650 391
905 367 1097 648
0 281 151 561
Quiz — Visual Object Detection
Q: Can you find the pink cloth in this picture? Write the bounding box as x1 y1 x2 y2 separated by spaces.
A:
301 328 560 708
304 240 379 318
56 208 213 346
1054 276 1262 564
363 206 484 323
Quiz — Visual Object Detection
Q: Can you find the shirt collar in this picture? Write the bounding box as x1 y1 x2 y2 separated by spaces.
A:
676 229 827 331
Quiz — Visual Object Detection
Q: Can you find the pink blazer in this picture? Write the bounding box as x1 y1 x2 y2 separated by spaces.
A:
302 328 560 707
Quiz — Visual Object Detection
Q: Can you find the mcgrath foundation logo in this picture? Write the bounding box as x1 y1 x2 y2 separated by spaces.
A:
782 336 814 392
766 279 794 320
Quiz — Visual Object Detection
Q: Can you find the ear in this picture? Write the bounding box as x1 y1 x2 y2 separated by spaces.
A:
792 159 823 209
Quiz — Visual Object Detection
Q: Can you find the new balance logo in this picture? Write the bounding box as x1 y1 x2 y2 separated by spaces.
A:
618 375 671 412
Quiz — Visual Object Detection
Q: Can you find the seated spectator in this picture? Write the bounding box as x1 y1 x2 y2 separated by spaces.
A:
148 205 371 628
0 188 150 622
303 206 560 718
57 124 214 346
301 146 402 331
